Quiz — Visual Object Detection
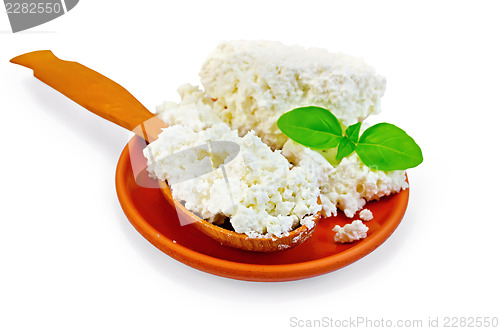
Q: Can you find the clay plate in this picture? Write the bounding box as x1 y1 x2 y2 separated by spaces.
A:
116 136 409 282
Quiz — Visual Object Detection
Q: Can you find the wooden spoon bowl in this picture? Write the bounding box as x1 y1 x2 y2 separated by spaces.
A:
159 182 321 252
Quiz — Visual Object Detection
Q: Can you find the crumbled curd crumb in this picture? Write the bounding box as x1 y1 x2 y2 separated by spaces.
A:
359 209 373 221
333 220 369 243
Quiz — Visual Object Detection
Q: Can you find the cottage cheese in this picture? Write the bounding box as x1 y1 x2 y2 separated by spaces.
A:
359 209 374 221
149 40 407 237
282 140 408 218
200 40 386 149
155 84 221 131
333 220 369 243
144 123 321 238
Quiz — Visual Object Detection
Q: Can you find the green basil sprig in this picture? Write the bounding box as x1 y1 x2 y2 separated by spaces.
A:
277 106 423 171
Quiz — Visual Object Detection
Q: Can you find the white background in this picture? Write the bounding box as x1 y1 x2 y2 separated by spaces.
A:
1 1 499 330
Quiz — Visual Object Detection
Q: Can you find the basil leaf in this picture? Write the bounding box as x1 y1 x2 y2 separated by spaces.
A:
277 106 343 149
336 137 357 161
345 122 361 143
357 123 423 171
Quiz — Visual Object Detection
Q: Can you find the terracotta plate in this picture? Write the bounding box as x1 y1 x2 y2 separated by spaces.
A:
116 136 409 282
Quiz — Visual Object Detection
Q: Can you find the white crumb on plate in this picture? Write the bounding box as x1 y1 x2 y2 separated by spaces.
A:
359 209 374 221
333 220 369 244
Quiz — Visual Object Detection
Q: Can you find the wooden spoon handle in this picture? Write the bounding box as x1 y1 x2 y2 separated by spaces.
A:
11 50 164 142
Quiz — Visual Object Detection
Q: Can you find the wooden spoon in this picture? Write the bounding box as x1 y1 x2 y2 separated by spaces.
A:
11 50 321 252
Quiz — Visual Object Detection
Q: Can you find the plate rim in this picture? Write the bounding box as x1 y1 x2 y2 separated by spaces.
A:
116 135 409 282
